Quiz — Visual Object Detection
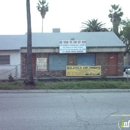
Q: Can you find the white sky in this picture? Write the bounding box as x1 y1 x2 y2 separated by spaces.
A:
0 0 129 34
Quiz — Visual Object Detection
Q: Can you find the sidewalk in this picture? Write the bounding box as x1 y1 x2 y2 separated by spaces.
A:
0 89 130 93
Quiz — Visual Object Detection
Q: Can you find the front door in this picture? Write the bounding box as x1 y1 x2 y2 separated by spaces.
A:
108 53 118 76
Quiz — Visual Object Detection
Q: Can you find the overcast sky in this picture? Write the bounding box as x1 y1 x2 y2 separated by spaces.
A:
0 0 129 34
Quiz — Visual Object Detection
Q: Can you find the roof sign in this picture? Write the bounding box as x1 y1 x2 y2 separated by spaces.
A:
59 40 86 53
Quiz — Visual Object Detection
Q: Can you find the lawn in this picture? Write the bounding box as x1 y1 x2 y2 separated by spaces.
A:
0 80 130 90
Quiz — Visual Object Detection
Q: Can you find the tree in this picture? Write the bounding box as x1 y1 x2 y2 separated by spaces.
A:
108 4 123 36
37 0 48 32
24 0 35 88
81 19 108 32
120 18 130 52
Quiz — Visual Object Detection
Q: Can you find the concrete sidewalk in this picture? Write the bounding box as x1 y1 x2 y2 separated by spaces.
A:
0 89 130 93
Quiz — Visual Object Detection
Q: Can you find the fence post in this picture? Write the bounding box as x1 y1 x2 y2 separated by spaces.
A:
15 65 18 80
126 70 129 81
36 64 38 79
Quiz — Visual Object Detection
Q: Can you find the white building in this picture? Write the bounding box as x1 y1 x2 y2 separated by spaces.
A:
0 31 126 80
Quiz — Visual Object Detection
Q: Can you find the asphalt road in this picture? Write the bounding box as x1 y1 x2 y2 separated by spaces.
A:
0 92 130 130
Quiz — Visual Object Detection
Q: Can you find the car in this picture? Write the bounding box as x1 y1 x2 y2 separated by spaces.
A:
125 68 130 74
124 65 130 72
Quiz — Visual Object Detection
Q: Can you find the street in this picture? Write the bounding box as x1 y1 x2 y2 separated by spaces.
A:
0 92 130 130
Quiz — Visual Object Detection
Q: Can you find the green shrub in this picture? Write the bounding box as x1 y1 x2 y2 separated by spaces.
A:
8 74 14 82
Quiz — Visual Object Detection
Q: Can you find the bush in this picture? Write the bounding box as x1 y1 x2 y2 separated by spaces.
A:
8 74 14 82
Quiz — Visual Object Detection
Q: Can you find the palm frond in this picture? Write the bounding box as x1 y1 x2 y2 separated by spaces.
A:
108 4 123 24
81 19 108 32
36 0 49 18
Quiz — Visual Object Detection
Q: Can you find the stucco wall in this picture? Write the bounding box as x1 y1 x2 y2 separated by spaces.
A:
0 51 21 80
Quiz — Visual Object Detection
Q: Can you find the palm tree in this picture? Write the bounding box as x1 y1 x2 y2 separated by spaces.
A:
120 19 130 52
37 0 48 32
81 19 108 32
24 0 35 88
108 4 123 36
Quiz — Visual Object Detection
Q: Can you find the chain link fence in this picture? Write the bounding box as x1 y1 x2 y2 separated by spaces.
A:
0 65 21 80
0 64 130 80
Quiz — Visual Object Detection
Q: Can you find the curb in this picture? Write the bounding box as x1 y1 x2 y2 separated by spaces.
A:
0 89 130 93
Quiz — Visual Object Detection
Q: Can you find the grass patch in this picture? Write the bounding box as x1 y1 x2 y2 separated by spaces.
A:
0 82 22 90
0 80 130 90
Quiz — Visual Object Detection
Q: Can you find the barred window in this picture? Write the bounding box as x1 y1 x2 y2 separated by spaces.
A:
0 55 10 65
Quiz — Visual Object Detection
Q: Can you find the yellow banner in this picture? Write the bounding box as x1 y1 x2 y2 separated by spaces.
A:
66 66 101 76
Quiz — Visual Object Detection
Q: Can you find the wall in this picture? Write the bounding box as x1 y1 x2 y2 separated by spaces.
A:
21 52 124 78
118 53 124 76
96 52 124 76
22 53 76 78
96 53 108 76
0 51 21 80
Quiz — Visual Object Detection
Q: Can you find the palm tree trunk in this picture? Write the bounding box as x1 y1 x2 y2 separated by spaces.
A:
113 21 119 37
25 0 34 87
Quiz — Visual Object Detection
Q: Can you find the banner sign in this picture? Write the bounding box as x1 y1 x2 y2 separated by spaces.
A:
59 40 86 53
66 66 101 76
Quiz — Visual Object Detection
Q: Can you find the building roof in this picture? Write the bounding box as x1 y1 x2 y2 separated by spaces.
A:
0 32 125 50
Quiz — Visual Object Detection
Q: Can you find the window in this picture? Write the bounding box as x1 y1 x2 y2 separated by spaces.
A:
36 58 47 71
77 54 95 66
49 54 67 70
0 55 10 65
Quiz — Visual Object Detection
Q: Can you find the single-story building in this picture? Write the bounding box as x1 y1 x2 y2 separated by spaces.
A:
0 30 126 80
